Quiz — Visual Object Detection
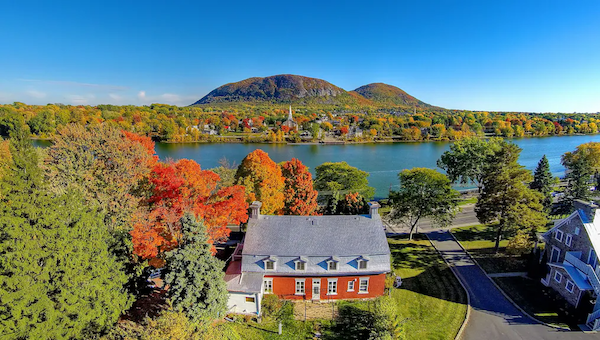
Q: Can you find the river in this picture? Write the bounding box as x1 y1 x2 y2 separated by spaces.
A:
152 135 600 198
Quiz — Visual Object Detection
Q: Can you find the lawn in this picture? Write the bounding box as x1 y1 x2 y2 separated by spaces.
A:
388 235 467 340
452 224 528 273
493 277 583 329
228 318 326 339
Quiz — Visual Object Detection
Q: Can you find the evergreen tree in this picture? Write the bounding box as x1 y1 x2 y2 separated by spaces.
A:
0 129 132 339
530 155 554 210
475 142 547 253
165 215 228 322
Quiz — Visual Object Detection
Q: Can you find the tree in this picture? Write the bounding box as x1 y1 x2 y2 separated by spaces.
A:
132 159 248 259
475 142 547 253
437 137 502 191
0 138 10 180
46 124 155 231
0 129 131 339
280 158 319 215
164 215 229 322
314 161 375 203
334 192 369 215
530 155 555 210
561 142 600 201
234 149 285 215
210 157 237 190
388 168 459 240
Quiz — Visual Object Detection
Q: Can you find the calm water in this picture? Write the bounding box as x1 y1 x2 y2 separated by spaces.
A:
153 135 600 198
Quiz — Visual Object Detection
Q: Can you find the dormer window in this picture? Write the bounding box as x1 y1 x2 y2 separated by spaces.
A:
263 257 276 271
358 258 369 270
327 258 339 271
294 257 307 271
555 230 564 242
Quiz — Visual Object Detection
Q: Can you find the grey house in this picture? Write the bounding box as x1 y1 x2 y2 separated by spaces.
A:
542 200 600 329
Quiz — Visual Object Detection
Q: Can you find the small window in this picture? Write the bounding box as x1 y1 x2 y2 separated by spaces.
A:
554 271 563 283
265 260 275 270
348 280 355 292
575 227 580 235
328 261 338 271
566 280 575 293
358 260 368 270
295 261 305 271
246 296 256 303
263 278 273 294
565 234 572 247
359 278 369 293
327 279 338 295
295 280 305 295
555 230 564 242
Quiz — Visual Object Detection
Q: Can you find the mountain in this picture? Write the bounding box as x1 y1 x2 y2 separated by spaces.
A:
192 74 354 105
351 83 434 108
191 74 438 109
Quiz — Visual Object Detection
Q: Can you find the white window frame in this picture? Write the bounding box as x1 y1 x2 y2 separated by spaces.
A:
263 278 273 294
347 280 355 292
554 271 563 283
565 234 573 247
566 280 575 293
264 259 276 271
574 227 580 235
327 278 338 295
295 260 306 271
327 260 338 271
295 279 305 295
358 278 369 294
358 259 368 270
555 229 564 242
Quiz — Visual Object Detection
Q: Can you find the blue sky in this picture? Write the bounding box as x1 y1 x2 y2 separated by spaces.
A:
1 0 599 112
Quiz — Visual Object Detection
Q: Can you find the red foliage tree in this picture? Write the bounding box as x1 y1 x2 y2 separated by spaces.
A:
235 149 285 215
131 159 248 259
280 158 319 216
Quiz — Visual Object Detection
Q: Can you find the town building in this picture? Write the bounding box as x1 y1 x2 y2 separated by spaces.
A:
224 201 391 315
541 200 600 330
282 106 298 129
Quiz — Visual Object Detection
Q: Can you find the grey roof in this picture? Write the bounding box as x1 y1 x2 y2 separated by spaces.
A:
224 261 264 293
244 215 390 257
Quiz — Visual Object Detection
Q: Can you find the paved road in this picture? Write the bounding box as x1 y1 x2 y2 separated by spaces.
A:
385 204 479 234
428 230 599 340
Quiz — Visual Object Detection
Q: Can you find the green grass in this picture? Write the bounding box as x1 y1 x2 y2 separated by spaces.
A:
458 197 478 206
493 277 582 329
452 224 528 273
227 319 328 339
388 235 467 340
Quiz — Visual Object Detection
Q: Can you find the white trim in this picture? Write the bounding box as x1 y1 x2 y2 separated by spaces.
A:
294 260 306 271
555 229 564 242
347 280 355 292
358 277 370 294
327 278 338 295
554 271 563 283
358 259 368 270
566 279 575 293
327 259 338 271
295 279 305 295
264 259 276 271
312 278 321 300
565 234 573 247
575 227 581 235
263 278 273 294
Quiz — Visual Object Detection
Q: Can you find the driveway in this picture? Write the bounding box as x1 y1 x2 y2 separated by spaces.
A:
428 230 599 340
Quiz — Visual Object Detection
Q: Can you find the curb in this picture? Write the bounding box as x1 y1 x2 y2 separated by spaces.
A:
425 233 471 340
447 231 571 331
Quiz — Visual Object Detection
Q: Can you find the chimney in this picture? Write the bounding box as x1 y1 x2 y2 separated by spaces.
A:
368 201 381 219
573 199 598 222
249 201 262 219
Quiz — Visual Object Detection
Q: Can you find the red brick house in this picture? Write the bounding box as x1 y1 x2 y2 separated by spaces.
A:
225 201 391 315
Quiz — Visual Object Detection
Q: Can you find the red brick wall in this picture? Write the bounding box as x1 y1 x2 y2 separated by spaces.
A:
265 274 386 300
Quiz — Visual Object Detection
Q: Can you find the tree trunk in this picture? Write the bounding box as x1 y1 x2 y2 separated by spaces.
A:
494 226 503 254
409 221 418 240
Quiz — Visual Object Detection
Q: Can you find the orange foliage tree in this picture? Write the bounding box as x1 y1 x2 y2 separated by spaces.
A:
132 159 248 259
235 149 285 214
280 158 319 215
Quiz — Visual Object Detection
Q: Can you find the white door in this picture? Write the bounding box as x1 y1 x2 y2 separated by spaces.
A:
312 279 320 300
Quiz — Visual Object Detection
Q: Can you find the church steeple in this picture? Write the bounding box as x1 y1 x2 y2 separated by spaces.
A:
288 105 293 121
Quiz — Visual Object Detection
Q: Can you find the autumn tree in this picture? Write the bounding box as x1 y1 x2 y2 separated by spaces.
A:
561 142 600 201
0 128 131 339
437 137 502 191
165 215 228 322
314 161 375 203
476 142 547 252
388 168 459 240
45 124 155 231
0 138 10 180
280 158 319 215
132 159 248 259
334 192 369 215
234 149 285 215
